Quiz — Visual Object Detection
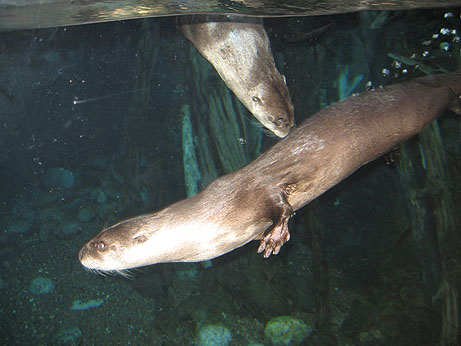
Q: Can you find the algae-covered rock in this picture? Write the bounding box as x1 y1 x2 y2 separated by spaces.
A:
264 316 311 346
6 219 32 234
71 299 104 311
29 277 55 296
57 221 82 239
77 207 95 223
177 263 199 281
195 324 232 346
44 168 75 190
86 155 109 170
96 190 107 204
48 326 82 346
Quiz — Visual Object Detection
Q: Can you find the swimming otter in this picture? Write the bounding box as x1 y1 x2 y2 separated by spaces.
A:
79 72 461 272
178 15 294 138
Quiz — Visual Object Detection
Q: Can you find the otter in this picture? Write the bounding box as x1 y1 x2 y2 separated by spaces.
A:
79 72 461 273
178 15 294 138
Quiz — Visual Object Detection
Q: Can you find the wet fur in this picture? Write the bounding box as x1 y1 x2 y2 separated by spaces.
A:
178 15 294 137
79 72 461 271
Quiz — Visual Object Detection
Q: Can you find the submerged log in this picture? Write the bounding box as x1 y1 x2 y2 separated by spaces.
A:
398 121 459 346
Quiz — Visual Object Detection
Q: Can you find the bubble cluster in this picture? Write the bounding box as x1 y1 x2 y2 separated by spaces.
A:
385 11 460 79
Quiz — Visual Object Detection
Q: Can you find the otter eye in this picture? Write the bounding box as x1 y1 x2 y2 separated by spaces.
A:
97 241 105 251
252 96 262 104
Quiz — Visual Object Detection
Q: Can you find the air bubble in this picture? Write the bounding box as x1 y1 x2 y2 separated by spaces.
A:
440 42 450 51
440 28 451 35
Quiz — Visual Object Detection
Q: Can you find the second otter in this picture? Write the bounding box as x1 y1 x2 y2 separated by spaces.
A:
179 15 295 138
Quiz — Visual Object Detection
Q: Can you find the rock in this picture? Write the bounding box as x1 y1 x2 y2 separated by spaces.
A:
77 207 95 223
67 198 85 211
71 299 104 311
359 329 383 345
101 181 121 200
89 190 107 204
96 190 107 204
7 200 36 234
86 155 108 170
34 189 61 207
98 201 122 222
29 277 55 296
6 219 32 234
195 325 232 346
12 200 35 222
264 316 311 346
48 326 83 346
39 206 66 223
110 164 124 185
56 221 82 239
44 168 75 190
79 172 101 188
177 263 199 280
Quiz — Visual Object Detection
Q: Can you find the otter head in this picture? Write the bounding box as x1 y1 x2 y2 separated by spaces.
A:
78 216 156 273
78 209 263 274
247 78 294 138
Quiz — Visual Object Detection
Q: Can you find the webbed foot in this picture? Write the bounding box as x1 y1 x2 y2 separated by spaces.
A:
257 216 290 258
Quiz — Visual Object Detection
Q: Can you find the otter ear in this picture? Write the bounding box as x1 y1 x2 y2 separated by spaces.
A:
132 223 160 238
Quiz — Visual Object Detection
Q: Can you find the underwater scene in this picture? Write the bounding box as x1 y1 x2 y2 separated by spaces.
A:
0 5 461 346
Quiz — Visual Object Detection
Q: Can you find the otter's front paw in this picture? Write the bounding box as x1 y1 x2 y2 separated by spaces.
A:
257 217 290 258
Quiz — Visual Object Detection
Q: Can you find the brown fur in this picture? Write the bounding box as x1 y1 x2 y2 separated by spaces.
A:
79 72 461 271
178 15 294 137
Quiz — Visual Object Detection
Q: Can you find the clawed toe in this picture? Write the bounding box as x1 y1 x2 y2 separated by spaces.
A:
257 220 290 258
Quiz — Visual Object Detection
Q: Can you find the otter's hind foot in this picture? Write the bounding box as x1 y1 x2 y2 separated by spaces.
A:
257 217 290 258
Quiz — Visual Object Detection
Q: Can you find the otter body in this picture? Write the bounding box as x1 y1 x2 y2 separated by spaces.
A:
79 72 461 272
178 15 294 137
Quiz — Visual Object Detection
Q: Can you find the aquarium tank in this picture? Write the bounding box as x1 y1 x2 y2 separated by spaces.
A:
0 0 460 345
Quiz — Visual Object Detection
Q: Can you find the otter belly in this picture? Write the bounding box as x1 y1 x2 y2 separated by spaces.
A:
79 72 461 272
178 15 294 138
